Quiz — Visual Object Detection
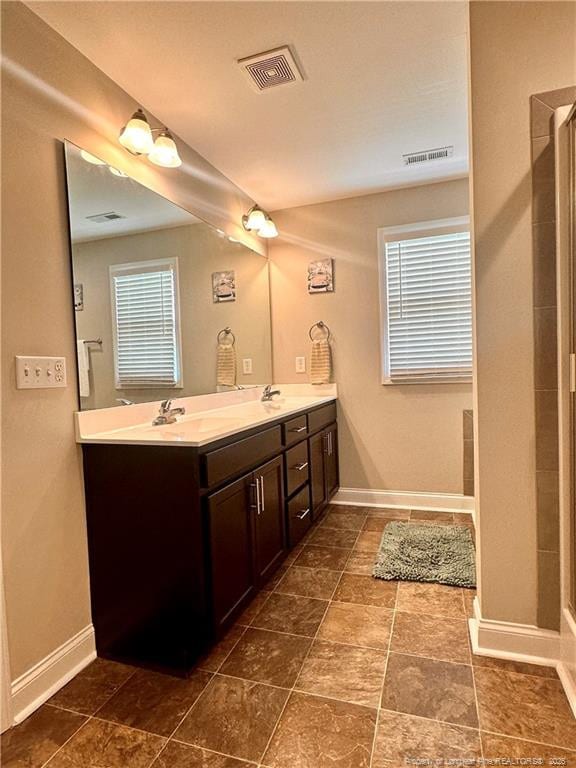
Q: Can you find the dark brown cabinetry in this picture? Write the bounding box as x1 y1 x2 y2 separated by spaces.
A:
208 473 256 631
310 422 339 517
82 400 338 675
252 456 286 584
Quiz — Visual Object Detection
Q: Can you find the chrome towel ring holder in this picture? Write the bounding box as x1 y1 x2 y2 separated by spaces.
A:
309 320 331 341
217 327 235 346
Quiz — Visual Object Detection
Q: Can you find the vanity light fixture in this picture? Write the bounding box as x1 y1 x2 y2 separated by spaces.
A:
119 108 182 169
148 130 182 168
242 204 278 238
119 108 154 155
258 215 278 238
109 167 129 178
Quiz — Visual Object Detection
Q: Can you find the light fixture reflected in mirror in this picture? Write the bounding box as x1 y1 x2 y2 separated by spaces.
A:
119 108 154 155
148 130 182 168
242 204 278 238
80 150 106 166
109 167 129 178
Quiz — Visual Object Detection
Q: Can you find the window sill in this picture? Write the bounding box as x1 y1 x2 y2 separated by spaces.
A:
382 377 472 386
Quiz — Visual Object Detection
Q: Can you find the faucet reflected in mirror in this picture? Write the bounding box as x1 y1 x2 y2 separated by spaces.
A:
64 141 273 411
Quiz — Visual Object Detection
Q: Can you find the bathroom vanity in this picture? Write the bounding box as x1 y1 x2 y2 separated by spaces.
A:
77 390 339 675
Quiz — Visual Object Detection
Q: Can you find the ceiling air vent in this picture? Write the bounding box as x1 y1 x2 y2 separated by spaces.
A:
238 46 303 92
402 146 454 166
86 212 126 223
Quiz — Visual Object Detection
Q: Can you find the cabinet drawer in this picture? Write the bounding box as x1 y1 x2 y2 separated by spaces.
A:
287 485 312 547
203 426 282 487
283 414 308 446
285 441 309 497
307 402 337 434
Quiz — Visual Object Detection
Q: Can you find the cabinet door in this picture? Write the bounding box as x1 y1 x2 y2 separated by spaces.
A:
207 473 255 630
325 424 339 499
253 455 286 584
309 431 327 515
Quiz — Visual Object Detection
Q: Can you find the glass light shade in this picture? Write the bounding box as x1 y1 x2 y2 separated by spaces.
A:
80 150 106 165
119 109 154 155
148 132 182 168
243 206 266 231
258 217 278 238
109 167 129 178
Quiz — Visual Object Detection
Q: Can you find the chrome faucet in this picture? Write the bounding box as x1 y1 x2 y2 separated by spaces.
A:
152 399 186 426
261 384 281 402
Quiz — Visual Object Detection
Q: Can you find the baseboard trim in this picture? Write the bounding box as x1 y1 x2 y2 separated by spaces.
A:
557 661 576 718
11 625 96 725
468 599 560 671
332 487 475 514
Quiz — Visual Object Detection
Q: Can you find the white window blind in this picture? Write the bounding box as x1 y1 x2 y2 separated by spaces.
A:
379 219 472 383
110 259 182 389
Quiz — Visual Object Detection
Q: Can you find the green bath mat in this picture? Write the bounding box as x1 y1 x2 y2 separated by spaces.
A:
373 521 476 588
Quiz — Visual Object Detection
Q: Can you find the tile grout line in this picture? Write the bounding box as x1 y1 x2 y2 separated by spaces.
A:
368 564 399 768
38 713 94 768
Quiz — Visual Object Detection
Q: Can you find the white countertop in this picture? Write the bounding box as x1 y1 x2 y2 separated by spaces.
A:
75 384 337 448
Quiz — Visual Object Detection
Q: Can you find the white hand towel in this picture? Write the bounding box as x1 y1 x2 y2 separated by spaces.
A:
217 343 237 387
76 339 90 398
310 338 332 385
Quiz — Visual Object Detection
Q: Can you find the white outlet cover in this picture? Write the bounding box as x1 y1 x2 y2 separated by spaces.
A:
295 356 306 373
242 358 253 375
16 356 67 389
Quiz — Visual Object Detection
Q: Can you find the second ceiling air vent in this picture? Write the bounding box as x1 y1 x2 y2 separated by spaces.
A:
85 212 126 223
402 146 454 166
238 46 303 92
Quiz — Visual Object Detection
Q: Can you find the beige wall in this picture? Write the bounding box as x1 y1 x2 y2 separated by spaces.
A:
1 2 260 680
269 179 472 494
74 224 272 409
469 1 576 625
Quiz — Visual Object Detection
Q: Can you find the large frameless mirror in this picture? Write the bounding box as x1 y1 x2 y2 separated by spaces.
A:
64 141 272 410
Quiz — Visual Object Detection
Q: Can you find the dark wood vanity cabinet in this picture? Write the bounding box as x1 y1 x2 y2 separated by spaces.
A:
82 400 338 675
310 422 339 516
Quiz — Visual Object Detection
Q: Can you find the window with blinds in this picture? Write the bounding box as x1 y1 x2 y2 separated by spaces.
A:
379 218 472 383
110 258 182 389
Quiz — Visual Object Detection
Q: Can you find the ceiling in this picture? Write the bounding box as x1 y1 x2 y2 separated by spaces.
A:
65 142 198 242
28 1 469 211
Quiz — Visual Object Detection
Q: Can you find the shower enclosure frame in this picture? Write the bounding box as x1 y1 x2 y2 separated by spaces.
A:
556 102 576 713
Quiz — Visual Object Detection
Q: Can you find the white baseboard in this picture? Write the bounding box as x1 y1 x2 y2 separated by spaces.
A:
11 624 96 725
332 487 475 515
468 598 560 671
557 662 576 718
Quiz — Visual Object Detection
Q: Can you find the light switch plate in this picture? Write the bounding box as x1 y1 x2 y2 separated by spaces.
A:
295 356 306 373
242 358 253 375
16 356 67 389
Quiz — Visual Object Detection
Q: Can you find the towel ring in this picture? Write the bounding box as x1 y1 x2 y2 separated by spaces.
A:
309 321 331 341
217 327 235 346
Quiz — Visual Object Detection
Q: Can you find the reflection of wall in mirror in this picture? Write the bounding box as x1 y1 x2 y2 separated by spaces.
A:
73 223 272 409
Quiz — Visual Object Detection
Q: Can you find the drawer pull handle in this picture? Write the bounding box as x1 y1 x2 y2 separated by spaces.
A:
296 508 310 520
294 462 308 471
291 426 307 433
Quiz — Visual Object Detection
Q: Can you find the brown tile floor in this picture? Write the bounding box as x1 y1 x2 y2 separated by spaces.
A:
3 505 575 768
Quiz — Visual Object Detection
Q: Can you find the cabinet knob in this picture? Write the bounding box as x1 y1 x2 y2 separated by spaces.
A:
293 462 308 471
295 508 310 520
291 426 307 433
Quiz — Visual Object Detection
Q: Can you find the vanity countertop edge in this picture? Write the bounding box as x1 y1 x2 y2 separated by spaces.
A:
75 384 338 448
